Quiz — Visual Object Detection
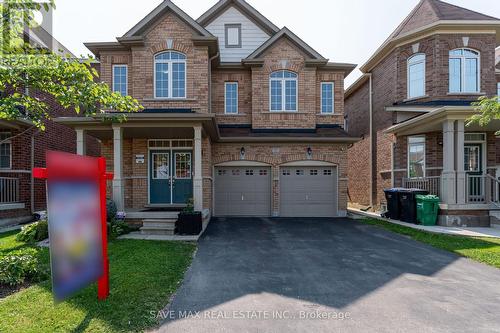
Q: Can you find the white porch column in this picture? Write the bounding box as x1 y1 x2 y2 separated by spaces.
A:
112 126 125 212
441 120 456 204
76 129 86 156
193 125 203 212
456 120 466 204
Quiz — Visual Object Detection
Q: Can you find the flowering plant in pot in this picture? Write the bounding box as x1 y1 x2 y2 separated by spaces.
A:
176 198 202 235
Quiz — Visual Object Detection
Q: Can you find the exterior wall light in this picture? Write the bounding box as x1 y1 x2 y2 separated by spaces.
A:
240 147 246 160
307 147 313 159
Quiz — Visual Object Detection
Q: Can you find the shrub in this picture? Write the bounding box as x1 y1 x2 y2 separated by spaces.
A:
16 220 49 243
106 199 117 221
108 219 130 240
0 253 49 286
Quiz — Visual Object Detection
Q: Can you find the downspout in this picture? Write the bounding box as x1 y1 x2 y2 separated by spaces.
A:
208 52 220 113
368 73 373 208
30 129 41 214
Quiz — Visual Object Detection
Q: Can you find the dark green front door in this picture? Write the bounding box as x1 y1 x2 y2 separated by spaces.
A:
149 150 193 204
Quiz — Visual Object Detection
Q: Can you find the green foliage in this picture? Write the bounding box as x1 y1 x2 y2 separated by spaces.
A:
468 96 500 135
0 251 49 286
16 220 49 243
108 219 130 240
0 0 143 129
182 198 195 214
106 199 117 221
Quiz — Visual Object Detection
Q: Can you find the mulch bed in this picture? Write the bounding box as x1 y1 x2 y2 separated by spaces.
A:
0 282 32 299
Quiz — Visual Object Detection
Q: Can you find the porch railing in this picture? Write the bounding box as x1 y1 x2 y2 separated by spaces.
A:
0 177 19 204
466 174 500 206
402 176 441 197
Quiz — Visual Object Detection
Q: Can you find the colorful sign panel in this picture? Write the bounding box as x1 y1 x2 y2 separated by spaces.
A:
34 151 113 302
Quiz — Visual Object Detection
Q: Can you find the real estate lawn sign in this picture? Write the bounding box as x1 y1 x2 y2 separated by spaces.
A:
33 151 113 302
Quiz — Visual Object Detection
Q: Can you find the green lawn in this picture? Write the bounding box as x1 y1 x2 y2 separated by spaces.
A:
362 218 500 268
0 230 196 333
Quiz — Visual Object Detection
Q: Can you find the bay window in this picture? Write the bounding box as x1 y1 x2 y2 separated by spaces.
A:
449 48 480 93
407 54 425 98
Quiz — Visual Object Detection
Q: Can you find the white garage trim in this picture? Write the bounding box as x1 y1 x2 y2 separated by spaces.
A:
280 160 338 167
214 161 272 167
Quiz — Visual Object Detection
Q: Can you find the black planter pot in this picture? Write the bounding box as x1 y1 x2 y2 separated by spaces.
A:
176 212 202 235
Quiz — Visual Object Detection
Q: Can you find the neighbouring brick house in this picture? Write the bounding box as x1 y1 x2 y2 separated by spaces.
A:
345 0 500 227
58 0 357 232
0 36 100 225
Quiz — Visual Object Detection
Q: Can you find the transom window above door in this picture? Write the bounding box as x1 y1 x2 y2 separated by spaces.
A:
154 51 186 99
270 70 297 112
449 48 480 93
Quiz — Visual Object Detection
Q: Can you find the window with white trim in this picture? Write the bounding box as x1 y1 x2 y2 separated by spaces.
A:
497 82 500 102
225 82 238 114
270 70 297 112
321 82 334 114
112 65 128 96
449 48 480 93
408 136 425 178
0 132 11 169
154 51 186 98
407 54 425 98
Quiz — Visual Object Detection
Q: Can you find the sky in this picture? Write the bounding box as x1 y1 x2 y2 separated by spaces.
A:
50 0 500 87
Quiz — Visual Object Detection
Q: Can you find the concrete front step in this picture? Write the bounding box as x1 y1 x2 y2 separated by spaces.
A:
140 228 175 236
140 218 178 236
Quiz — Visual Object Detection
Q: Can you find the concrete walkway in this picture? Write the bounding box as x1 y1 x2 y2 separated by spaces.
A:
348 208 500 239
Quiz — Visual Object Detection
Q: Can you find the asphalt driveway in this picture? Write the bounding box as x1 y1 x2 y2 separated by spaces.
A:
158 217 500 333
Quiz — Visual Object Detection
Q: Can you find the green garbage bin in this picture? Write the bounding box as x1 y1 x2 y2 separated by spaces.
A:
416 195 440 226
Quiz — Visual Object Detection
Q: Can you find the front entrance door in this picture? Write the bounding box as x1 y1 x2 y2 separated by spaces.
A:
464 144 483 201
149 150 193 205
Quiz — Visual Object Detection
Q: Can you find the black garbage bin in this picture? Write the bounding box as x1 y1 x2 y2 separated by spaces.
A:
399 189 429 223
383 188 405 220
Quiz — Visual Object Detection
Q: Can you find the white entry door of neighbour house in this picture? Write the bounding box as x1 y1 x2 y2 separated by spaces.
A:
280 166 338 217
464 133 485 202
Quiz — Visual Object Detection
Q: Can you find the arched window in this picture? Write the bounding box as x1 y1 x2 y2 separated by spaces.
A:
407 53 425 99
270 70 297 112
154 51 186 98
449 48 480 93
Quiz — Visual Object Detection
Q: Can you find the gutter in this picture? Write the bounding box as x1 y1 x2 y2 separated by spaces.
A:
208 52 220 114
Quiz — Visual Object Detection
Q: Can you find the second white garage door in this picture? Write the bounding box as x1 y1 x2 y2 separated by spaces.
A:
280 166 337 217
214 167 271 216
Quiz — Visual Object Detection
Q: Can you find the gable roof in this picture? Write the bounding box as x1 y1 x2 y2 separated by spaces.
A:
391 0 498 39
123 0 213 38
360 0 500 73
197 0 279 35
245 27 326 61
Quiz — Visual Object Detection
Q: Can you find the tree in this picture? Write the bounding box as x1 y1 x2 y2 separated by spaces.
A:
0 0 142 130
468 96 500 135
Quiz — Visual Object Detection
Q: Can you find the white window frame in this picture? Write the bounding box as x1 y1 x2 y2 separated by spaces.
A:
269 70 298 112
407 53 426 99
154 51 187 99
449 48 480 94
112 64 128 96
0 131 12 170
497 82 500 102
224 82 238 114
407 136 426 178
320 82 335 114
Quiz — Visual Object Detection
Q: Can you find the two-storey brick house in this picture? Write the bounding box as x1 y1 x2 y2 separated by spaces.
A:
58 0 357 231
345 0 500 227
0 28 101 227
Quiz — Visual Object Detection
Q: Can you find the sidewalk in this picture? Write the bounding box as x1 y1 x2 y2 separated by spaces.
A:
348 208 500 239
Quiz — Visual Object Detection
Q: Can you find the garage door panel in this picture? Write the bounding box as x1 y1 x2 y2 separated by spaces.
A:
280 167 337 217
215 167 271 217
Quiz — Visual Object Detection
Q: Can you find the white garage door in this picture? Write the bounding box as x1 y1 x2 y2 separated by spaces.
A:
280 166 337 217
214 167 271 216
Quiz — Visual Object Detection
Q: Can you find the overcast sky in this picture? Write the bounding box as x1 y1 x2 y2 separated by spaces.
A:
51 0 500 87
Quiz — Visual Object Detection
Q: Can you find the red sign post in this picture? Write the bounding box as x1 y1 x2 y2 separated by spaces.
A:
34 151 113 301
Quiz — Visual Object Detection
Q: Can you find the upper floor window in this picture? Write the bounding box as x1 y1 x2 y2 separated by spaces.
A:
225 24 241 48
321 82 335 114
112 65 128 96
0 131 11 169
154 51 186 99
270 70 297 112
449 48 480 93
408 136 425 178
407 54 425 99
225 82 238 114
